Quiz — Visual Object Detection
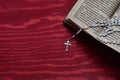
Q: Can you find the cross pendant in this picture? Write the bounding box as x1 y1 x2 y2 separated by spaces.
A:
64 41 71 52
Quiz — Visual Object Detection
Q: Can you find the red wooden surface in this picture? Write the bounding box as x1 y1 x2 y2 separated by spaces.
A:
0 0 120 80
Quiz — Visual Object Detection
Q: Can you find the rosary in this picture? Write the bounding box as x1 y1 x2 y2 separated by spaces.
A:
64 19 120 52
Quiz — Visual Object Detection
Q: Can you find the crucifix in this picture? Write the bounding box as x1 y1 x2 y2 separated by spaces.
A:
64 29 82 52
64 41 71 52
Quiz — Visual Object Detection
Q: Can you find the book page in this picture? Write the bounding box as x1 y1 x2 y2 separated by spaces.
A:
112 6 120 18
68 0 120 29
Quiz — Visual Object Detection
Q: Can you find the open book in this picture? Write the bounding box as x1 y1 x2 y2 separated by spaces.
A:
64 0 120 53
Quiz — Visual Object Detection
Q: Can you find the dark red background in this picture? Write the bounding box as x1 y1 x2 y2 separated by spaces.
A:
0 0 120 80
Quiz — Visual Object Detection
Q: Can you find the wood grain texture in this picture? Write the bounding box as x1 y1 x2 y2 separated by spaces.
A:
0 0 120 80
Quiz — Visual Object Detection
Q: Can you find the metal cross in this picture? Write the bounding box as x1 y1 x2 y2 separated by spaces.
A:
64 41 71 52
64 29 82 52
